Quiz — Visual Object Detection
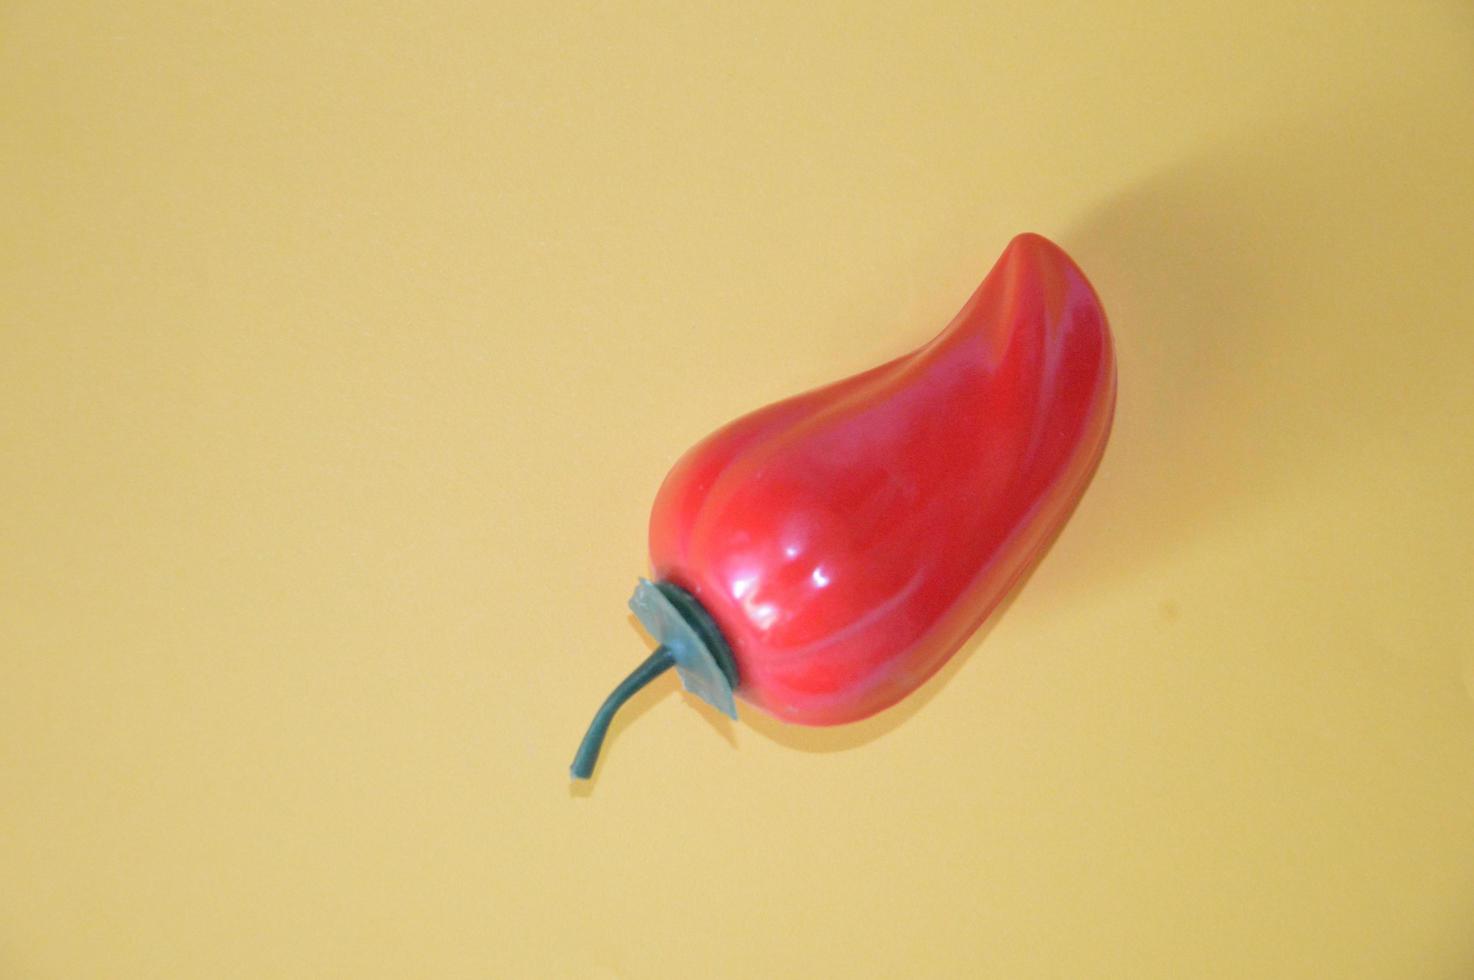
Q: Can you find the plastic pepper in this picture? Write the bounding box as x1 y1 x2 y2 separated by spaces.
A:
571 233 1116 779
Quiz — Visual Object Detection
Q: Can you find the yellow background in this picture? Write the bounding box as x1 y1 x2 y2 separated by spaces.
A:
4 3 1473 977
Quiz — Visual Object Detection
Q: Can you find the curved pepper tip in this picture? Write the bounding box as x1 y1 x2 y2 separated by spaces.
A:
1004 231 1073 266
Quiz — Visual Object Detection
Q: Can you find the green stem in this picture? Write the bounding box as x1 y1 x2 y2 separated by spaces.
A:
570 646 676 780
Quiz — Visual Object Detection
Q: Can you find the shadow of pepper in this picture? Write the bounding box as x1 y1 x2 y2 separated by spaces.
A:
1014 154 1288 613
1019 90 1464 615
734 96 1445 753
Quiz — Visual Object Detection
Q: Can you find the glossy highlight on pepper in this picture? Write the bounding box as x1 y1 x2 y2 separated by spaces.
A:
571 233 1116 779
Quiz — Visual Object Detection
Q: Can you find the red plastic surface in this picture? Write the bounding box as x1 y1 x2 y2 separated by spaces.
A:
649 234 1116 725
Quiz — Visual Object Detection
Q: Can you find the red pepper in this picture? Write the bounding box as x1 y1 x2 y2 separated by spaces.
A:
571 233 1115 779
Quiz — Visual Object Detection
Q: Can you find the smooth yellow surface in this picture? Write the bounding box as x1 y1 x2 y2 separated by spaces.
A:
4 3 1473 977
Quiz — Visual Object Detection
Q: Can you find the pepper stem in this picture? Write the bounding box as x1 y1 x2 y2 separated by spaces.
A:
570 646 676 780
